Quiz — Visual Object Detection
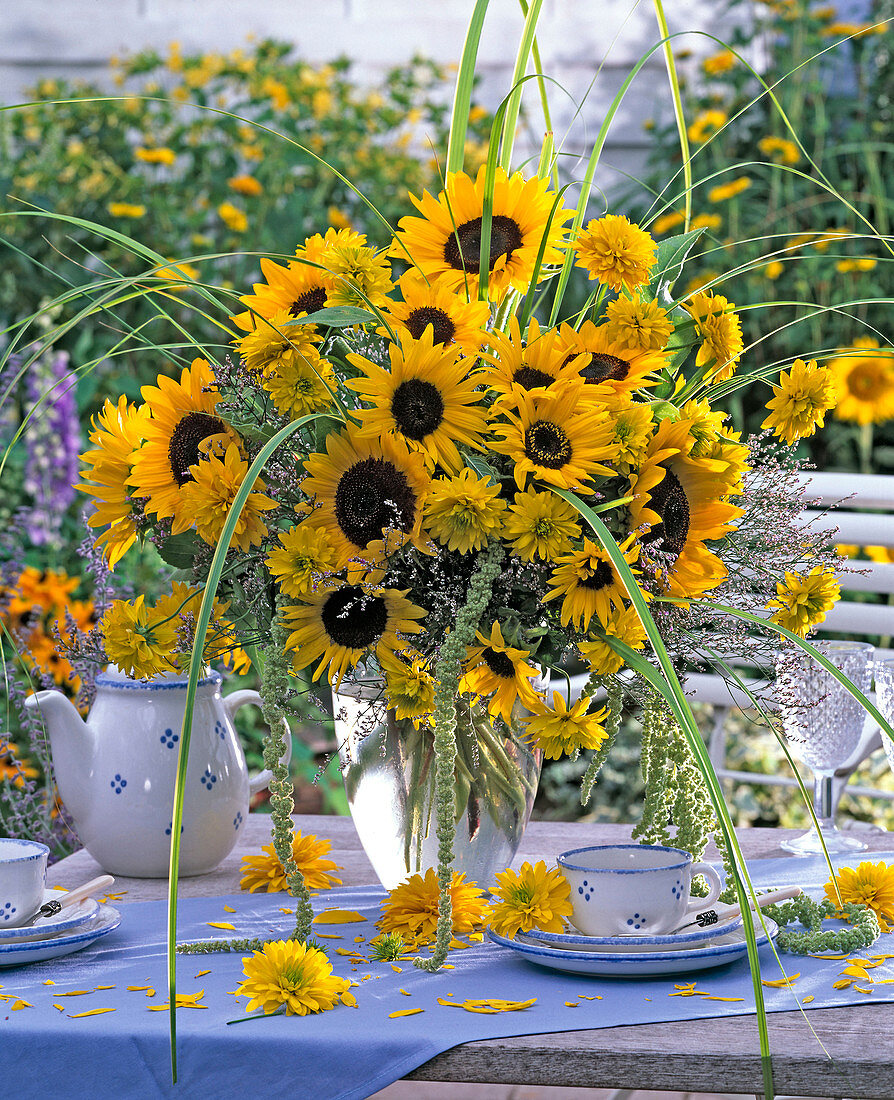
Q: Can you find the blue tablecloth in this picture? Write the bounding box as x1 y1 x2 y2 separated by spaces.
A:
2 852 894 1100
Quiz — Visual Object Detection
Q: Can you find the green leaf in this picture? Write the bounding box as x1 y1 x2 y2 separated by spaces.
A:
285 306 377 328
156 531 203 569
646 227 706 301
463 451 500 484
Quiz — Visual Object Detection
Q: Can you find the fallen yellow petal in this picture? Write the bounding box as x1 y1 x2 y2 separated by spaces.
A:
437 998 463 1007
761 974 800 988
854 986 874 994
390 965 402 973
193 971 211 978
802 996 815 1004
811 953 848 960
68 1008 116 1017
312 909 366 924
42 980 55 986
94 985 116 991
389 1008 424 1018
579 995 600 1000
53 1004 65 1012
702 995 745 1002
832 979 853 989
223 905 236 913
399 988 411 996
336 948 363 957
468 932 484 943
354 936 365 944
565 1001 579 1007
441 964 455 970
57 990 93 997
316 934 341 939
842 965 871 979
11 1000 32 1010
207 922 236 931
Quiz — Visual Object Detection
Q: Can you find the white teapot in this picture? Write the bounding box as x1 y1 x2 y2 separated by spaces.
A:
25 665 290 877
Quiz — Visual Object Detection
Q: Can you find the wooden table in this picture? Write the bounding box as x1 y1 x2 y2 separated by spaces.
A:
51 817 894 1100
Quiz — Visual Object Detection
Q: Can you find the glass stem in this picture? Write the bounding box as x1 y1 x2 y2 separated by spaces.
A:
813 771 836 831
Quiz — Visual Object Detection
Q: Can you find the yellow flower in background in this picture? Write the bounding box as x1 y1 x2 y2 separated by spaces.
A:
835 258 877 273
261 346 335 420
327 206 354 231
577 605 648 677
107 202 146 218
423 468 507 554
266 524 338 598
238 940 355 1016
812 227 850 252
822 20 885 38
687 109 727 143
572 214 657 293
134 146 176 166
761 358 836 444
155 260 200 283
487 861 573 938
766 566 840 636
763 260 784 280
179 441 278 552
651 210 685 235
683 290 744 380
828 337 894 425
708 177 752 203
101 596 178 679
758 135 801 165
240 829 343 893
379 647 436 725
865 546 894 564
524 692 609 760
823 862 894 933
501 487 580 562
603 297 672 352
702 50 736 75
688 213 722 232
460 620 543 723
379 869 488 944
228 174 263 196
218 201 248 233
544 536 641 630
262 75 291 110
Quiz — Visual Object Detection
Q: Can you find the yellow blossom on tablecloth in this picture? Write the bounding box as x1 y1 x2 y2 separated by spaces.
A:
824 862 894 933
379 868 488 945
240 829 343 893
237 940 356 1015
486 861 572 938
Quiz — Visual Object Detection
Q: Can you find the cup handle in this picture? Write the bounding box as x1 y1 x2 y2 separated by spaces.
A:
223 689 293 796
686 863 723 911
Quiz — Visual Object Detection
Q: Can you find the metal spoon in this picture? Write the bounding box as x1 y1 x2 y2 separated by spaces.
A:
18 874 115 927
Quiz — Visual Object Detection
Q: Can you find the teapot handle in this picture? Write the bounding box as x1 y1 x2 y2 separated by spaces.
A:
223 689 293 796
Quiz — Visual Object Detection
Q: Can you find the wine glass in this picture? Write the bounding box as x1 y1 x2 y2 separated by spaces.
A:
875 658 894 777
776 640 874 855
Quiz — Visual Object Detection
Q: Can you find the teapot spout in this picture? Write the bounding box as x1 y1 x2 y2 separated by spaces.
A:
24 690 96 822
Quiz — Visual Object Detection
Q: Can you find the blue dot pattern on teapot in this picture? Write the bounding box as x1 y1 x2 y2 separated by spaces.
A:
160 728 179 749
110 774 127 794
165 821 185 837
201 767 217 791
215 720 226 740
1 901 17 922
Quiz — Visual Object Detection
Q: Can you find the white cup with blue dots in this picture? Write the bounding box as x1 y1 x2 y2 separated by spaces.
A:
557 844 723 938
0 838 49 929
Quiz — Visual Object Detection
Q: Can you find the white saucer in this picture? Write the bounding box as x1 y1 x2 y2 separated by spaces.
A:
0 904 121 967
489 915 777 977
523 913 744 954
0 889 99 944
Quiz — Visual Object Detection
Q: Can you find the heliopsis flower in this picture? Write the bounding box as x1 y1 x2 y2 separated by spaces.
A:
379 868 488 944
702 50 736 75
228 174 263 196
423 468 507 553
101 595 179 679
572 214 657 293
266 524 338 598
218 201 248 232
766 566 840 636
459 621 543 723
689 213 722 232
544 536 641 630
758 135 800 165
239 314 335 419
302 426 431 566
237 940 355 1016
482 316 579 398
501 487 580 562
683 290 744 381
347 329 489 473
761 358 836 444
491 380 619 492
708 177 752 203
134 146 176 165
651 210 685 235
107 202 146 218
486 861 573 938
381 270 489 356
77 395 149 567
525 692 609 760
179 442 278 552
603 297 673 352
836 258 877 273
828 338 894 425
554 320 666 395
577 604 648 676
600 393 655 470
687 109 727 144
232 256 333 332
297 227 368 266
823 861 894 933
153 581 250 674
379 647 436 725
282 582 426 685
764 260 784 280
239 829 343 893
236 308 323 375
322 240 393 311
128 357 240 533
392 165 573 299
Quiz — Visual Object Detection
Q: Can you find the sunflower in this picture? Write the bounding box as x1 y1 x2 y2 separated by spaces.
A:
683 290 744 381
762 358 837 444
544 536 641 629
392 165 573 299
758 135 801 165
577 604 648 676
128 358 240 533
554 320 666 395
459 621 543 723
302 426 431 566
572 214 657 293
490 380 619 491
627 417 744 600
179 442 278 552
828 338 894 425
265 524 338 598
101 596 179 679
603 296 673 352
687 108 727 143
823 861 894 933
486 861 573 938
423 468 507 553
281 582 427 685
240 829 343 893
524 692 609 760
501 487 580 562
379 868 488 944
237 940 355 1016
231 257 333 332
766 566 840 636
346 329 489 472
378 647 436 726
381 270 489 356
77 395 149 567
481 316 580 398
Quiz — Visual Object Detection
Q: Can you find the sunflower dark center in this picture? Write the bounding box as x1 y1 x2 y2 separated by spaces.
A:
577 560 615 590
289 287 328 317
512 366 555 390
443 215 524 274
405 306 456 345
390 379 445 441
334 457 418 549
642 468 691 559
482 647 515 679
524 420 572 470
320 585 388 649
168 412 227 486
564 351 631 384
